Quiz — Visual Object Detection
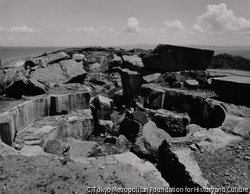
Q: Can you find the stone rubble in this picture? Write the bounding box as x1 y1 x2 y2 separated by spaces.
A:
1 44 250 191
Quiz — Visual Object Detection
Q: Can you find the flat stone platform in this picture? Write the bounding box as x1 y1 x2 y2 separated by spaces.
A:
211 76 250 106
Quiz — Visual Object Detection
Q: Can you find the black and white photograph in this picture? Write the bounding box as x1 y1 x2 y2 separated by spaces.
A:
0 0 250 193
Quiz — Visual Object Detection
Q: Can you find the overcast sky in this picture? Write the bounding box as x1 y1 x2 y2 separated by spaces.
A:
0 0 250 47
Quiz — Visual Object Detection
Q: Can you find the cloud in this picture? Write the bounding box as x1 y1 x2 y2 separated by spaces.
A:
67 27 94 33
164 20 186 30
191 24 204 33
196 3 250 32
123 17 140 33
8 26 36 33
0 27 6 31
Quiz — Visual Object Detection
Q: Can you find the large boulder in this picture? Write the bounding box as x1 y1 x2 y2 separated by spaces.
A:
119 117 141 141
158 140 209 189
5 71 28 99
153 109 191 137
91 95 114 135
120 68 143 102
184 79 199 90
98 120 114 135
44 139 70 157
24 78 46 96
211 76 250 106
72 53 85 61
30 59 87 85
109 54 122 68
122 55 144 72
33 52 68 65
142 44 214 72
126 111 149 126
131 120 171 162
91 95 114 120
143 73 161 83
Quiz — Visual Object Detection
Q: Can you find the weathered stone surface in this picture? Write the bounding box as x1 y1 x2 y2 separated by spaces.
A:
142 44 214 71
0 140 19 157
143 86 165 109
91 95 113 120
119 117 141 141
45 139 70 157
109 54 122 67
184 79 199 90
141 83 225 128
122 55 144 72
186 124 207 134
143 73 161 83
12 108 93 149
157 124 243 188
5 71 28 99
113 152 170 187
153 109 191 137
88 62 102 72
112 90 129 110
158 140 209 188
70 152 170 188
0 96 51 145
131 120 171 162
211 76 250 106
221 106 250 139
66 138 97 160
117 134 129 146
20 145 48 157
126 111 149 126
50 90 91 115
98 120 114 135
60 59 87 83
72 53 85 61
30 59 87 85
120 68 143 102
17 125 57 149
25 78 46 96
161 71 207 86
33 52 68 65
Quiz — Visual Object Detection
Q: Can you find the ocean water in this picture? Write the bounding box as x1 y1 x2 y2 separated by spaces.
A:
0 47 66 61
1 45 250 62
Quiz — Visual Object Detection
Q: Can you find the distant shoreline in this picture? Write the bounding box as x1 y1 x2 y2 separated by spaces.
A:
0 47 66 61
1 45 250 62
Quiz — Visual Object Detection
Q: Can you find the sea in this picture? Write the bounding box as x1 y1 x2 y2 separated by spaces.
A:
1 45 250 62
0 47 66 62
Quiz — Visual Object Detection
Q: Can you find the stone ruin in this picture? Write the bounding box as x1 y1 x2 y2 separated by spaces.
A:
0 44 250 191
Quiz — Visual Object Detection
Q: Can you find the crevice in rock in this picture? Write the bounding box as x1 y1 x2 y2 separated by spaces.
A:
0 123 12 146
158 140 209 192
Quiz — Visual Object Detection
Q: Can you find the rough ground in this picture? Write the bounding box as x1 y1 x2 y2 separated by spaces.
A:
0 152 167 194
194 138 250 189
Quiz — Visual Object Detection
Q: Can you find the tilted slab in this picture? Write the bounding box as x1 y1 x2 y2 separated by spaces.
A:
158 127 242 189
142 44 214 72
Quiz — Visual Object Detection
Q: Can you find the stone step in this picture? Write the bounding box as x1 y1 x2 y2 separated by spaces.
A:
14 109 93 150
0 89 91 147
